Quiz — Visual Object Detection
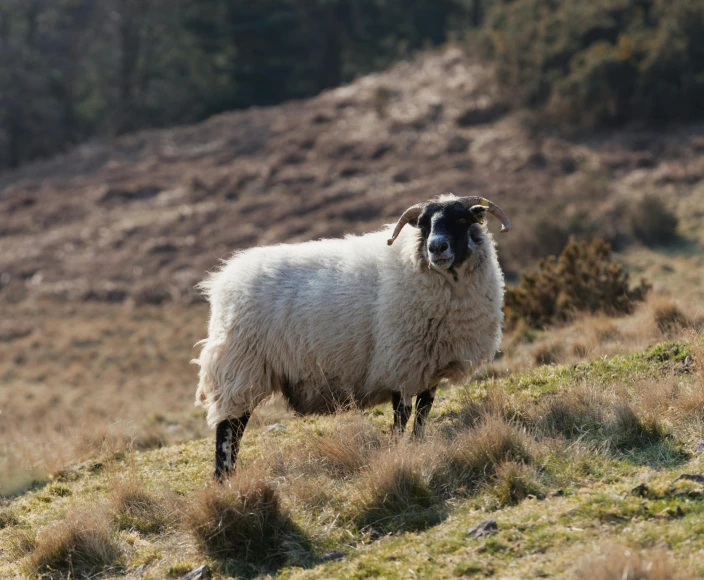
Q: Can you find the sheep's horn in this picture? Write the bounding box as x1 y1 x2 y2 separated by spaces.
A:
387 203 425 245
458 196 511 232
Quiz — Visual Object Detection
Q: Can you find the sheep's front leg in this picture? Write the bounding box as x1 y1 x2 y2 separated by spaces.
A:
214 413 251 481
412 386 437 438
392 391 412 435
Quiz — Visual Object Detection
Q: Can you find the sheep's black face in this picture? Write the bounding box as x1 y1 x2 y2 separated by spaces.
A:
414 200 487 273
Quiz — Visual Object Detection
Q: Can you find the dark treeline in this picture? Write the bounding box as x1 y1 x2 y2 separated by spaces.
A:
0 0 487 170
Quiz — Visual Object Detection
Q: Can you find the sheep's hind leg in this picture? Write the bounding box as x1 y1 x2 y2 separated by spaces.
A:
214 413 251 481
412 386 437 438
392 391 412 435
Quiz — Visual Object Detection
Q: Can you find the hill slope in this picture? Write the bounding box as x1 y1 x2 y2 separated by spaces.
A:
1 47 703 306
1 340 703 579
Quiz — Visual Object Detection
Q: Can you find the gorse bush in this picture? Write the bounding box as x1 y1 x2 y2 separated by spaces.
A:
505 239 651 328
486 0 704 128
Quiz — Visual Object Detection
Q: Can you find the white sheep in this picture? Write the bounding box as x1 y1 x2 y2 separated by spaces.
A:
194 193 510 478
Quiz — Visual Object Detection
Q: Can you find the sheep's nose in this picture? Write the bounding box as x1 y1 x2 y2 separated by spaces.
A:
429 239 449 254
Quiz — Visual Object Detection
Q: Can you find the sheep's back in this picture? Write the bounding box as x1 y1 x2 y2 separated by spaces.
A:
206 234 386 392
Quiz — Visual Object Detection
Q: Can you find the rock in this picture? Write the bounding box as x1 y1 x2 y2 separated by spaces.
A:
267 423 287 433
695 439 704 453
182 564 210 580
320 551 345 562
467 519 497 538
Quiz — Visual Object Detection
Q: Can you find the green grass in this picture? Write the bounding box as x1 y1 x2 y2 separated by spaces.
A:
2 339 703 579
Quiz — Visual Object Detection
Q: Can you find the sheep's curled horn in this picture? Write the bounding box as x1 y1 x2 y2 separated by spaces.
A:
386 196 511 246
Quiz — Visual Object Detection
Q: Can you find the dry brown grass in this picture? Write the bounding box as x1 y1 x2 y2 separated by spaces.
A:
0 504 18 529
110 475 170 534
574 545 688 580
528 382 665 451
182 466 302 567
23 505 123 578
533 386 607 439
0 301 296 494
534 343 563 366
436 415 534 495
492 461 544 506
652 298 694 336
355 441 443 533
307 413 383 477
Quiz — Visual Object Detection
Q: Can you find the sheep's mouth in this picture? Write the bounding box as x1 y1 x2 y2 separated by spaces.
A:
430 256 454 270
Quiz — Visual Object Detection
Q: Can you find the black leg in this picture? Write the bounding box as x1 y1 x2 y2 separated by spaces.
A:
392 391 412 435
412 387 437 438
214 413 250 481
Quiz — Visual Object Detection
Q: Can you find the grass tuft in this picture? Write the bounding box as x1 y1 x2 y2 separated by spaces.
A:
23 506 123 577
492 461 544 506
437 416 533 494
183 467 302 567
536 386 605 439
307 413 382 477
653 300 691 336
606 403 664 451
110 476 169 534
355 443 442 533
0 504 19 529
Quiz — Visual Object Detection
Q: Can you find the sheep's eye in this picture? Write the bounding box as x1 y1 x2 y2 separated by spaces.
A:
457 218 467 225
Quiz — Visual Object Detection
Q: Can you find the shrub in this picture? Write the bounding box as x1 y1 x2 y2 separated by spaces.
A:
24 507 123 577
505 239 651 328
183 470 300 566
485 0 704 128
629 195 679 246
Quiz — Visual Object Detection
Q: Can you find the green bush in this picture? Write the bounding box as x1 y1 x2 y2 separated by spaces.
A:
505 239 651 328
485 0 704 128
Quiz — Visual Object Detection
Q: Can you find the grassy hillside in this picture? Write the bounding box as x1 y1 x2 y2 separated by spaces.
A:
1 46 703 494
2 338 703 579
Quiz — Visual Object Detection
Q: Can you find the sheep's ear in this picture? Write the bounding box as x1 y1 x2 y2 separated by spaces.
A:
469 205 488 223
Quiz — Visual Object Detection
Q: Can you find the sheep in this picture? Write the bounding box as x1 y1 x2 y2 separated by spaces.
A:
194 193 511 479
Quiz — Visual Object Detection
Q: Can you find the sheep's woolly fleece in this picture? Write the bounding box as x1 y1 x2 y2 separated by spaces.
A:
195 194 505 425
